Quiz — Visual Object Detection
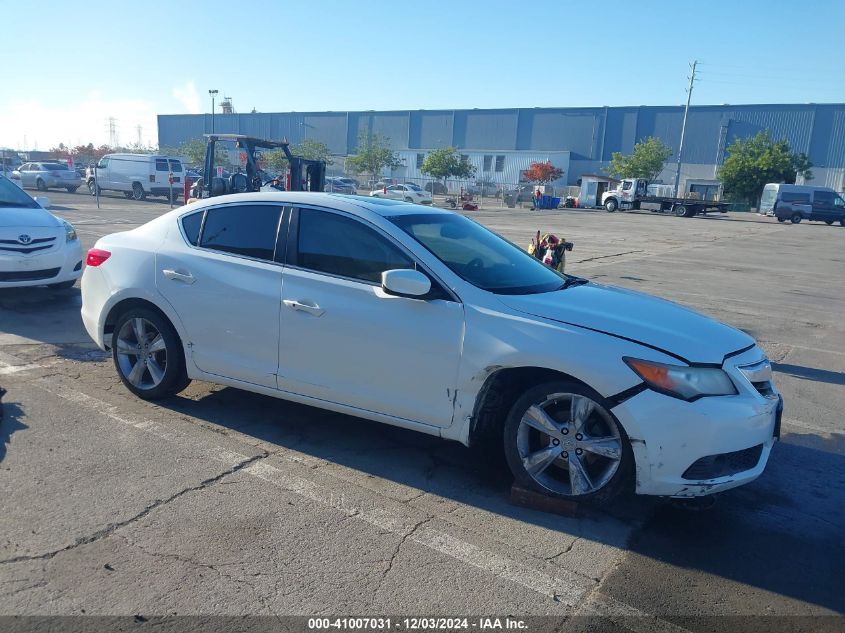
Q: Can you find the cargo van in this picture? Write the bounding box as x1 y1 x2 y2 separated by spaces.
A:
760 183 845 226
88 153 184 201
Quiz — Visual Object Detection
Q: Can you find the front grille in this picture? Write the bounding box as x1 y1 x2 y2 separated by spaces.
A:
0 267 61 282
0 236 57 255
0 244 54 254
682 444 764 480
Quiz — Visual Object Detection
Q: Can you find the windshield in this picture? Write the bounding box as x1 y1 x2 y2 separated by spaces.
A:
389 213 566 294
0 176 39 208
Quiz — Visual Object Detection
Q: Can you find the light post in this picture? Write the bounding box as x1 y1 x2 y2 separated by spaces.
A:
208 89 218 133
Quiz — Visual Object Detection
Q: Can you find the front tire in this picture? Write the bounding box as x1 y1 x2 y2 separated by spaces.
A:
132 182 146 201
791 213 802 224
111 308 189 400
503 381 632 506
825 220 834 225
605 199 618 212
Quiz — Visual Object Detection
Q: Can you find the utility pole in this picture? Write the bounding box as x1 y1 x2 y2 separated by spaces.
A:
209 90 218 134
136 125 143 147
673 60 697 199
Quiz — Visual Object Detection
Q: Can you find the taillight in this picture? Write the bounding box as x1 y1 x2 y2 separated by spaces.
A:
86 248 111 267
149 174 156 182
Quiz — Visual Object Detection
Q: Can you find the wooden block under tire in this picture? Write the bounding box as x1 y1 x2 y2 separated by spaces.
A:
510 483 580 517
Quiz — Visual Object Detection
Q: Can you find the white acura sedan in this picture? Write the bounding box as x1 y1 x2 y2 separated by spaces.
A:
81 192 782 504
0 174 83 289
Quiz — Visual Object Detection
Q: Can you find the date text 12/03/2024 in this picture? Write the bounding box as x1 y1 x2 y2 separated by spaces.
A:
307 617 528 630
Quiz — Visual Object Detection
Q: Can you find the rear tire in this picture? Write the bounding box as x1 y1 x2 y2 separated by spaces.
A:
503 380 633 507
132 182 146 201
36 179 47 192
111 307 189 400
840 218 845 227
777 217 786 223
791 213 802 224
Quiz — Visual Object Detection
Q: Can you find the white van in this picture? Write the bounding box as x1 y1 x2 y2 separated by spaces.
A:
88 154 184 201
759 183 845 226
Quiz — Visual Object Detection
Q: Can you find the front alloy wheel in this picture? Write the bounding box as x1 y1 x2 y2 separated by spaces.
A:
112 308 188 399
504 382 631 504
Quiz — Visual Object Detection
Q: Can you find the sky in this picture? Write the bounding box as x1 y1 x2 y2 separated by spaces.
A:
2 0 844 150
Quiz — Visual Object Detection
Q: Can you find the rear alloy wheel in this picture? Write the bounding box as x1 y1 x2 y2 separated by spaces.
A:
673 204 688 217
791 213 802 224
132 182 146 201
36 178 47 192
504 381 632 505
112 308 189 399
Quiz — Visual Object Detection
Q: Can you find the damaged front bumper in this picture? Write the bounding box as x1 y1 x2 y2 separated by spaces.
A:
611 348 782 498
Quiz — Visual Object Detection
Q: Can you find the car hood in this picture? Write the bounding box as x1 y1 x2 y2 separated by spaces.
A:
0 207 61 228
496 282 754 364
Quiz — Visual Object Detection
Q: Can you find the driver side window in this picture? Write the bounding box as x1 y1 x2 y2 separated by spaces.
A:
295 208 413 283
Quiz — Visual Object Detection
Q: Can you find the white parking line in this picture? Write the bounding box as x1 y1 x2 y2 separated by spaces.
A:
3 357 691 628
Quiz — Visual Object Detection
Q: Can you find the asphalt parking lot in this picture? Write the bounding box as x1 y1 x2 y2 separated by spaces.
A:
1 190 843 631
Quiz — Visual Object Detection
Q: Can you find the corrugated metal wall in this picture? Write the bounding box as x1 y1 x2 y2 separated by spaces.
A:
158 103 845 179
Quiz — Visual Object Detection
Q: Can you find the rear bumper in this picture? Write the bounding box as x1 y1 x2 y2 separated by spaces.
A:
0 242 83 288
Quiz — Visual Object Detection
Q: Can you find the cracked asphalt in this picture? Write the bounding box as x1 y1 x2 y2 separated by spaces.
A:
0 191 843 630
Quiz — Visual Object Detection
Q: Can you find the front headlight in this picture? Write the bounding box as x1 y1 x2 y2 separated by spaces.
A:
624 357 737 400
63 220 77 242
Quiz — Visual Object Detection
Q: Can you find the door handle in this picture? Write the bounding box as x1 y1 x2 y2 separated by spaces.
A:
283 299 324 317
162 269 196 284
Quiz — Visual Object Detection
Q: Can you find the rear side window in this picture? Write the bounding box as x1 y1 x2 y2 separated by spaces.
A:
296 208 413 283
169 160 183 173
781 191 810 203
813 190 834 205
199 204 281 261
181 210 204 246
155 159 169 171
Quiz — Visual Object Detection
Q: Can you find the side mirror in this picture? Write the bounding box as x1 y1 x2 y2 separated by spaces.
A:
35 196 50 209
381 269 431 299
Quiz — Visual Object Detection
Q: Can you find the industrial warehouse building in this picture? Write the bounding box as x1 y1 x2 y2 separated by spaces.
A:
158 103 845 193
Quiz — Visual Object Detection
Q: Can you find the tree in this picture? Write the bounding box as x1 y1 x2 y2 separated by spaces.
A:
295 138 333 166
345 132 401 182
522 160 564 185
420 147 476 186
718 130 813 204
607 137 672 182
259 139 334 174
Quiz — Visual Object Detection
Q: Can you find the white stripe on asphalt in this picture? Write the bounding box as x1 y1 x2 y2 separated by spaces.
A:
4 357 693 629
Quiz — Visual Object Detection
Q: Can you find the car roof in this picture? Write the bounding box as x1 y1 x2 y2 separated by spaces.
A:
183 192 452 218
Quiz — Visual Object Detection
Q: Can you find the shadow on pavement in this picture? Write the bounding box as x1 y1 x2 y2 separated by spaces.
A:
772 362 845 386
159 385 844 612
0 397 26 462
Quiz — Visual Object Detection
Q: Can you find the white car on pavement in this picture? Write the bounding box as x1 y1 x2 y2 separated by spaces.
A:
81 192 781 505
371 183 432 205
0 174 83 289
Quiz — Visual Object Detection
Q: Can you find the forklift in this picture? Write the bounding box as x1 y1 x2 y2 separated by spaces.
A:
195 134 325 199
